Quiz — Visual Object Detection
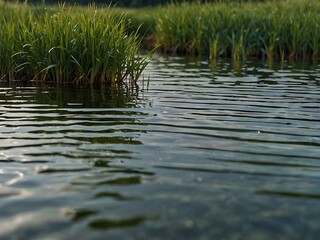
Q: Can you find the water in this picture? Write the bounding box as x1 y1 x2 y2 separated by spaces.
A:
0 56 320 240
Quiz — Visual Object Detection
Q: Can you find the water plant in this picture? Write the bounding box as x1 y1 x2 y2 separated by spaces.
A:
154 0 320 61
0 3 152 86
1 0 319 82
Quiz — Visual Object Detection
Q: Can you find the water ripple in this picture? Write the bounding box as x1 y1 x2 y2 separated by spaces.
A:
0 58 320 239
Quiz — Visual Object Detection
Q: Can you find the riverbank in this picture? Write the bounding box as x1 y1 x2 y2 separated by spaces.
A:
125 0 320 61
0 0 319 86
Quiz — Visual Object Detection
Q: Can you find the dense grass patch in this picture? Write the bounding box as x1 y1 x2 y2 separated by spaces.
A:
1 0 318 86
0 3 152 86
153 0 320 61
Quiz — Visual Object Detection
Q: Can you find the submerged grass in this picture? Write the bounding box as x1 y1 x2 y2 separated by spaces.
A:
154 0 320 61
0 3 152 86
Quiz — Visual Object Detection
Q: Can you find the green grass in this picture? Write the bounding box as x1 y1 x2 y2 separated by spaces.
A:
139 0 320 61
0 3 153 86
1 0 319 86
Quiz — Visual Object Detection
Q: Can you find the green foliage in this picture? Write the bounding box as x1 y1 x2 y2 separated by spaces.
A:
154 0 320 61
0 3 152 86
10 0 270 8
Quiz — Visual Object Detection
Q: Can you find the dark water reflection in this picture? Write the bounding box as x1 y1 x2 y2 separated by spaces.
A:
0 57 320 240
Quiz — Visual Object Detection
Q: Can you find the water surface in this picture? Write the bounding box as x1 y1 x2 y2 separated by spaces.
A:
0 56 320 240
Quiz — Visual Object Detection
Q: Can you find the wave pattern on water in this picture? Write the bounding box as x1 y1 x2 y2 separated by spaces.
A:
0 58 320 239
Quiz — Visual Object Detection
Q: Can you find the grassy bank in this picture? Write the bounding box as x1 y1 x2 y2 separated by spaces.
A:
0 3 152 86
0 0 318 86
154 0 320 61
122 0 320 61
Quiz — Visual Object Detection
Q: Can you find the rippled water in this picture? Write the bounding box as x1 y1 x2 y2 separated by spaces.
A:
0 56 320 240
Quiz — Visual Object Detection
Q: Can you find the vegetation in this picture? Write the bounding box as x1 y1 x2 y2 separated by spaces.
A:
0 3 152 86
154 0 320 61
0 0 319 86
15 0 267 8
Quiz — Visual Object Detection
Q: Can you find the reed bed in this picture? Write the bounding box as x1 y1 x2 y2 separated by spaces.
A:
0 3 152 86
154 0 320 61
1 0 318 86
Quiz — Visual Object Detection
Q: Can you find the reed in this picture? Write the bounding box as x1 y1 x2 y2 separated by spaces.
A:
0 3 152 86
154 0 320 61
1 0 319 83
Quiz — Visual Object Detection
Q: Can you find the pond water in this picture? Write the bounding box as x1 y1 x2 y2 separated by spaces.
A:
0 56 320 240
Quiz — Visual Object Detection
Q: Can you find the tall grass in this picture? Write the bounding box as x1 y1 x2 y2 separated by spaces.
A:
0 3 152 86
154 0 320 61
1 0 318 85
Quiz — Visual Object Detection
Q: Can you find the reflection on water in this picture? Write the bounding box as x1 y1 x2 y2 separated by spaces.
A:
0 57 320 239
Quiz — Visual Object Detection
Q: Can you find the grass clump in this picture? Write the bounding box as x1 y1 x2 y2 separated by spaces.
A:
0 3 152 86
154 0 320 61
